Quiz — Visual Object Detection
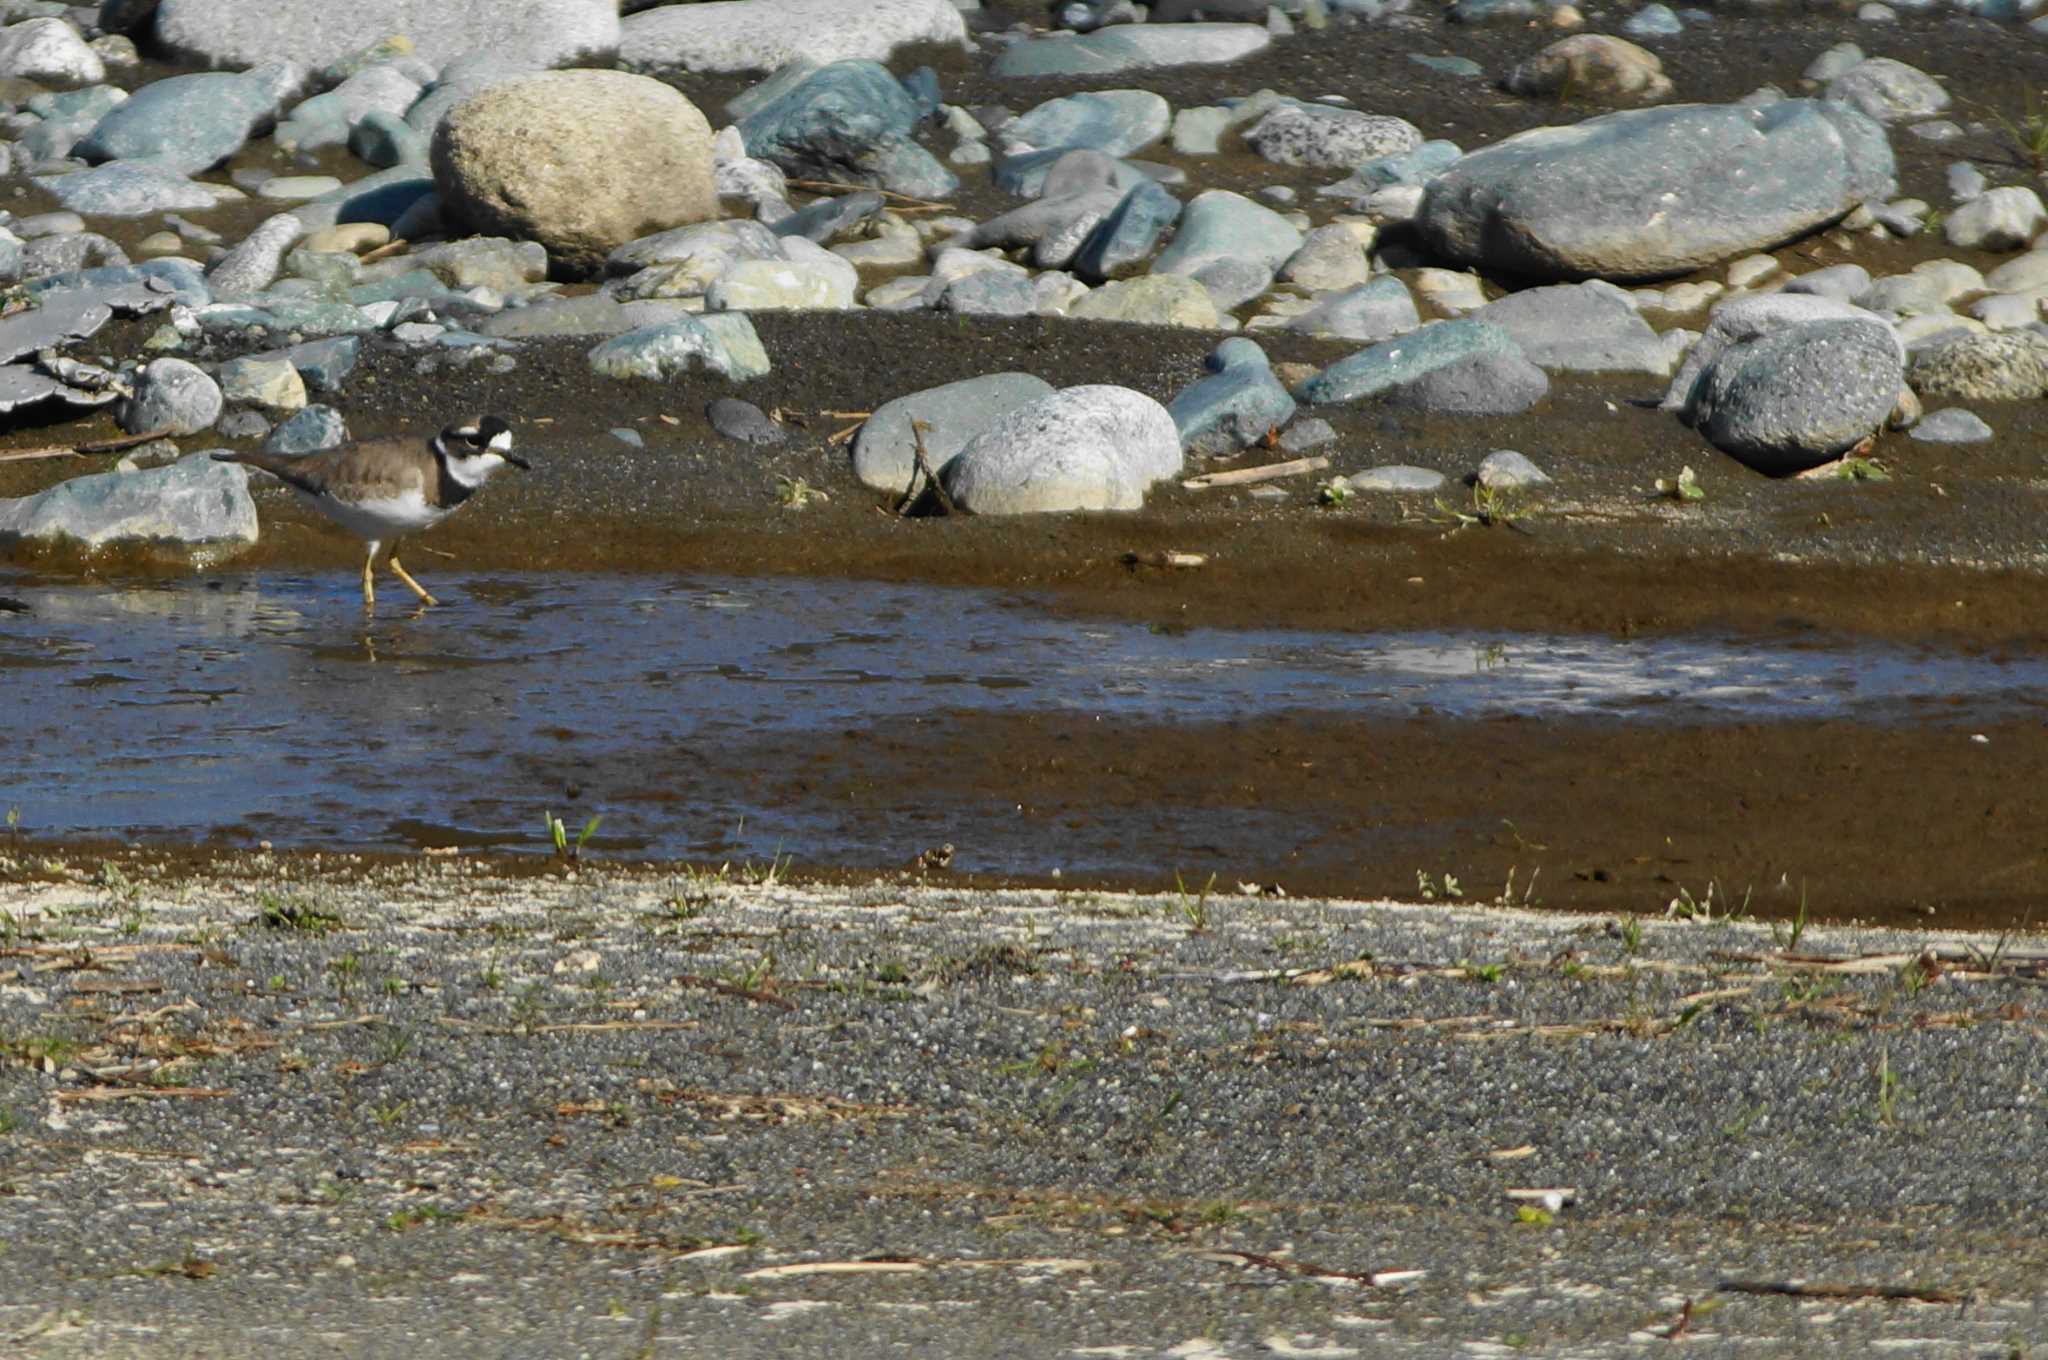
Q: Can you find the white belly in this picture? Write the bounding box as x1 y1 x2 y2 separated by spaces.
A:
295 487 452 543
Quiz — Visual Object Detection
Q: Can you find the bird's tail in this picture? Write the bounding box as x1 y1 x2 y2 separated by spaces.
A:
211 449 322 497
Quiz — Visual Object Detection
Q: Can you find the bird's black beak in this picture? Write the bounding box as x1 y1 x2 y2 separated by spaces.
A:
504 453 531 471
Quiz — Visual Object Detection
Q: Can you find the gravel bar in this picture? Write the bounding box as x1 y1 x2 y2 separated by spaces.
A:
2 856 2045 1356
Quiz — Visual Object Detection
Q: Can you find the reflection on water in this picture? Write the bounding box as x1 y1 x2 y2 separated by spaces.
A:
1 571 2042 859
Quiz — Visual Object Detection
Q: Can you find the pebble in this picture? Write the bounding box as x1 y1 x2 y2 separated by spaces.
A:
1908 408 1993 443
1345 465 1447 492
1476 449 1552 488
259 175 345 202
1622 4 1684 37
706 397 790 446
1947 162 1987 203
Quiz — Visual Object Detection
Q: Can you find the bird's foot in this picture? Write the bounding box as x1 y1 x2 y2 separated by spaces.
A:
388 555 438 607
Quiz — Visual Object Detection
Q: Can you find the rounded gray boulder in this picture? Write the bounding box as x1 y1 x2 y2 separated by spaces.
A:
941 386 1182 515
852 372 1056 496
119 358 222 437
1388 351 1550 416
1687 319 1902 476
1417 99 1896 281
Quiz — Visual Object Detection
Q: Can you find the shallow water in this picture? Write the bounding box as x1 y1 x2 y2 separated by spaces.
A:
2 571 2043 864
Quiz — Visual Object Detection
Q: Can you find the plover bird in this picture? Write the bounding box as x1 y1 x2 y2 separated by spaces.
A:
215 415 526 609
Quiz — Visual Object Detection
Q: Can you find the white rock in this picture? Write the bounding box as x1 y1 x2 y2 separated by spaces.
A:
1893 312 1981 347
1943 186 2048 253
1411 268 1489 315
619 0 967 75
706 258 856 312
1984 250 2048 293
1964 292 2045 331
0 17 105 84
1725 255 1780 289
154 0 617 71
942 385 1183 515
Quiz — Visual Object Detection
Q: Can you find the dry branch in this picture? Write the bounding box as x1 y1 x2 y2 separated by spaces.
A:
1181 455 1329 490
1718 1279 1961 1304
785 179 954 211
54 1086 229 1103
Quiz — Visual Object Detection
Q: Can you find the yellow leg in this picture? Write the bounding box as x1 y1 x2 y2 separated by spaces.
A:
388 552 438 607
361 544 377 609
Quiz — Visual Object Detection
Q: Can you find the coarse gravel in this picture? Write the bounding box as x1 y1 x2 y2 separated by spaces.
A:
2 855 2044 1356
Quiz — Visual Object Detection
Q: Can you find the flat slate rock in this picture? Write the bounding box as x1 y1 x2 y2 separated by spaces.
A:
1345 464 1447 492
585 313 770 382
1295 318 1522 405
0 293 112 365
0 364 116 414
479 296 697 339
75 68 290 176
33 161 224 215
0 451 256 551
1909 407 1993 443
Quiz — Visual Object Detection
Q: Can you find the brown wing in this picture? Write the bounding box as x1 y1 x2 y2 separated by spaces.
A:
213 441 430 504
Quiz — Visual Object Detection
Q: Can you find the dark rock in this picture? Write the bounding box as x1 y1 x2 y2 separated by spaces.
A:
706 397 788 446
1387 351 1550 415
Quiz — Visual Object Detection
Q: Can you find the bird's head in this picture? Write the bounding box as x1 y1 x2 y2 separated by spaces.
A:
435 414 528 486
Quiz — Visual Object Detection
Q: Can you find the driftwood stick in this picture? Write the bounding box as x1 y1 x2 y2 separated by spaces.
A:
1121 550 1208 569
1717 1279 1962 1304
785 179 954 211
1181 455 1330 490
905 419 967 517
0 428 175 464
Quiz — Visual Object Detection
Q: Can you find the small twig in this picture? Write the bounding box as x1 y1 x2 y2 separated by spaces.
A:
1200 1248 1420 1288
81 428 174 452
1660 1298 1695 1341
827 422 864 447
742 1261 928 1280
358 238 410 264
54 1086 230 1103
1121 550 1208 569
901 418 968 517
1181 454 1329 490
0 427 175 464
1717 1279 1962 1304
785 179 954 211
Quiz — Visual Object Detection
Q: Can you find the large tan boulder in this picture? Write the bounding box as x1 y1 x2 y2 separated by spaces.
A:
431 70 716 279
